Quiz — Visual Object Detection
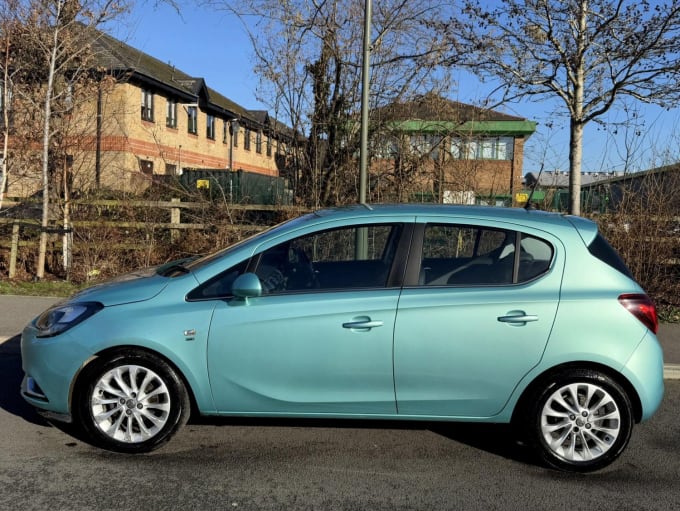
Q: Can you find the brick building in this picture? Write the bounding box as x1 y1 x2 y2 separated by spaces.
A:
370 94 536 205
4 30 291 197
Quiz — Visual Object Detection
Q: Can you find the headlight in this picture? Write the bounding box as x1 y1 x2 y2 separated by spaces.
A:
34 302 103 338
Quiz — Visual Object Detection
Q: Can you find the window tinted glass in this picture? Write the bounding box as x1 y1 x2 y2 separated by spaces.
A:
420 224 514 286
419 224 553 286
518 234 554 281
187 260 248 300
255 224 401 294
588 233 634 279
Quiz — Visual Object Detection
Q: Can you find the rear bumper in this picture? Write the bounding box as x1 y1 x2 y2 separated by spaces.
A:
622 331 665 421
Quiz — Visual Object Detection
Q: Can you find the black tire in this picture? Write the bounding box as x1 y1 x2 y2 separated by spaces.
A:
74 349 190 453
525 369 633 472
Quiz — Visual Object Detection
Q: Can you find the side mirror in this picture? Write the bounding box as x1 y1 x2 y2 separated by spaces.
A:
231 273 262 303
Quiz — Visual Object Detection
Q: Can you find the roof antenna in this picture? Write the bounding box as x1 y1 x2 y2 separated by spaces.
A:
524 162 545 210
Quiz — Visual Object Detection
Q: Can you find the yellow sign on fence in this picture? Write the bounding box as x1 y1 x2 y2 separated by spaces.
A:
196 179 210 189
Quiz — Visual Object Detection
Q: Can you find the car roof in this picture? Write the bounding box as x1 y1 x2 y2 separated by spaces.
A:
311 203 583 231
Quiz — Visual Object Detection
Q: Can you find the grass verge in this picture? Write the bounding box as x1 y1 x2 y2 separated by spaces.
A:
0 280 84 297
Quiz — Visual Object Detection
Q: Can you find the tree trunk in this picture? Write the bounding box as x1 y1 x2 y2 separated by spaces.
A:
0 36 11 211
36 24 60 279
569 119 584 216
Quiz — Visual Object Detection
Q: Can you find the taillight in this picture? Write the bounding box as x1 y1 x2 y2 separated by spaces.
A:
618 294 659 334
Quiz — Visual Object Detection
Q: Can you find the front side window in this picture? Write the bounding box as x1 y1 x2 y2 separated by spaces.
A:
141 89 154 122
256 130 263 153
166 99 177 128
419 224 552 286
187 260 249 300
187 106 197 135
254 224 402 294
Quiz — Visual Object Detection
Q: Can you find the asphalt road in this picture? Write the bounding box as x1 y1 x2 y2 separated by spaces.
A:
1 295 680 510
1 332 679 510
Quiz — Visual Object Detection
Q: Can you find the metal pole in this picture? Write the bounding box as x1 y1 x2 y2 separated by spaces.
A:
359 0 372 204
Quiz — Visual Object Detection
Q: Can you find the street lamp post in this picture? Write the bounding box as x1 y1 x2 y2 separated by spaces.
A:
359 0 372 205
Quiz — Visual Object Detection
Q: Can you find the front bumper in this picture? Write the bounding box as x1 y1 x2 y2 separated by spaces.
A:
20 323 95 416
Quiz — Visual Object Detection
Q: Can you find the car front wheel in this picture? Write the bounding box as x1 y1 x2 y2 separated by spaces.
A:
527 369 634 472
75 350 190 453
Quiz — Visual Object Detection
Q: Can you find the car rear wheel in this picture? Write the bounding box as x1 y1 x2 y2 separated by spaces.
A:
75 350 190 453
526 369 633 472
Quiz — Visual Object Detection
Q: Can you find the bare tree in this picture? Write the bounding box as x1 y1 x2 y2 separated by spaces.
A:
209 0 451 207
444 0 680 215
0 0 31 211
7 0 129 278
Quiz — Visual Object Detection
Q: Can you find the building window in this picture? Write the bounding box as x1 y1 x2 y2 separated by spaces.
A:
141 89 154 122
166 99 177 128
409 134 441 159
140 159 153 175
223 120 228 143
207 114 216 140
266 133 272 157
256 130 263 153
244 128 251 150
233 129 238 147
165 163 177 175
187 106 197 135
451 137 514 161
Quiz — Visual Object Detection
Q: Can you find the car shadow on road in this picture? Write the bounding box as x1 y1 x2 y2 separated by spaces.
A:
190 415 539 468
429 421 536 466
0 334 51 426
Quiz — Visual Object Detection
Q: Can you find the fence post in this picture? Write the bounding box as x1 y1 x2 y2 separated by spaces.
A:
170 198 181 242
9 222 19 278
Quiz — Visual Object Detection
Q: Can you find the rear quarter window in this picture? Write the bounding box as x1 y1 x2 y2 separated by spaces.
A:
587 233 634 280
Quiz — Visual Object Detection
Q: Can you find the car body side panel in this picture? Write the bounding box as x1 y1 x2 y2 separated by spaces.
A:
394 285 560 417
393 220 566 418
21 287 218 415
206 290 400 414
621 331 664 420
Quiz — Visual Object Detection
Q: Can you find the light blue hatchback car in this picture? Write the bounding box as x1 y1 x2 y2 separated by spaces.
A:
21 205 663 472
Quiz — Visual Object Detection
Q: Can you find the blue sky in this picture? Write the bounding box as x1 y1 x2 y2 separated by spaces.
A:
111 1 680 175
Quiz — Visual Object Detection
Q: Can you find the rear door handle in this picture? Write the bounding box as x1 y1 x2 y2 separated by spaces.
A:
497 311 538 325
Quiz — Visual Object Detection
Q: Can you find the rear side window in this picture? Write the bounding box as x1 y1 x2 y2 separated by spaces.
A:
587 233 634 279
419 224 553 286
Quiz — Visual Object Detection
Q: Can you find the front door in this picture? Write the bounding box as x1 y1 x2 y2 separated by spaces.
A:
207 222 407 415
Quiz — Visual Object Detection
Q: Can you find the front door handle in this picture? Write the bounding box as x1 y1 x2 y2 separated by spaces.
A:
342 318 384 330
497 311 538 325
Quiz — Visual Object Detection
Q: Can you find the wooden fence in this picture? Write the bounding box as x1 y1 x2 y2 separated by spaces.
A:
1 199 308 278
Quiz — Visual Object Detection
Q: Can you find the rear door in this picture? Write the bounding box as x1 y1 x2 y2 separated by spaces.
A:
394 219 564 417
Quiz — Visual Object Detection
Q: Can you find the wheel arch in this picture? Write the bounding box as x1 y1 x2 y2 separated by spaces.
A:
70 345 200 418
511 361 643 425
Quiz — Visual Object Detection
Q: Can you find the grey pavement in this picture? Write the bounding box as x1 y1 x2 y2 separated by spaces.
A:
0 294 678 378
